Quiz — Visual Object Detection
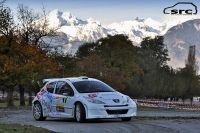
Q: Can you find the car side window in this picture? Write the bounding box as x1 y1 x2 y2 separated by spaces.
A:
55 81 74 96
46 82 56 93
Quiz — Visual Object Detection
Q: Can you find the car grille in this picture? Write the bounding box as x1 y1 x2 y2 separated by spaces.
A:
106 109 128 114
104 104 128 107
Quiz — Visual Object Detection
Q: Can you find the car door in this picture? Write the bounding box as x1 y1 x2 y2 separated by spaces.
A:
42 81 56 115
52 81 75 117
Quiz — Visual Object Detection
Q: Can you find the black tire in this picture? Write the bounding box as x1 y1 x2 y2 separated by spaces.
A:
33 102 46 121
121 117 132 121
75 102 86 123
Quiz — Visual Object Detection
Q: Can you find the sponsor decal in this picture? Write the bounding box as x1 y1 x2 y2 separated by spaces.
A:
46 92 52 103
101 93 119 96
63 97 67 103
55 97 63 102
40 99 52 113
37 90 53 113
56 104 65 112
88 93 97 98
36 88 45 100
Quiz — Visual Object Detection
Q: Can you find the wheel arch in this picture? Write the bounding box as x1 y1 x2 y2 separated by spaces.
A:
33 100 41 108
73 101 88 119
33 100 40 104
32 100 47 121
32 100 46 117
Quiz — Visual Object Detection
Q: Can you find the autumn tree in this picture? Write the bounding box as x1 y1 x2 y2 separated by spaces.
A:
0 1 66 106
0 35 32 106
51 51 81 78
75 42 96 59
0 2 17 106
0 2 61 106
19 39 61 105
76 35 143 91
15 4 60 106
0 35 61 106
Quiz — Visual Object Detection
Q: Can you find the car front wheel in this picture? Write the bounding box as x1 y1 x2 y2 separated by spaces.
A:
33 102 46 121
121 117 132 121
75 102 86 123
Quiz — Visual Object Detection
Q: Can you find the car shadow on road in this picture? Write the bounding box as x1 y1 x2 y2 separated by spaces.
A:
45 118 126 123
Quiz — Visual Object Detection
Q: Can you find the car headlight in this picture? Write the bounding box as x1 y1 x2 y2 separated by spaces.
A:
126 96 132 103
84 97 105 104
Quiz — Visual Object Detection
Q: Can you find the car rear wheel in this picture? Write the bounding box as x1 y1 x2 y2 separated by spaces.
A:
33 102 46 121
75 103 86 123
121 117 132 121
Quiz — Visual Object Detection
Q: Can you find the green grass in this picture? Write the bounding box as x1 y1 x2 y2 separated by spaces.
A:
0 124 54 133
137 106 160 111
0 100 32 109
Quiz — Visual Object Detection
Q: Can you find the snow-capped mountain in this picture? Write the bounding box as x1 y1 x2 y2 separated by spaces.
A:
108 18 192 45
164 19 200 69
108 18 162 45
41 10 116 54
39 9 200 68
42 10 194 55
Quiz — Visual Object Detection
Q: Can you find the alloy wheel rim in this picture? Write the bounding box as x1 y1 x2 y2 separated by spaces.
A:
76 105 81 121
33 104 41 119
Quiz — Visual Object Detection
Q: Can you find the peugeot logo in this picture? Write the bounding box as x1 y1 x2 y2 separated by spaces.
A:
113 99 120 103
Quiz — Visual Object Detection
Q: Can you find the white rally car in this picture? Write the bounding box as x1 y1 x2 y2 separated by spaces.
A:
32 76 137 122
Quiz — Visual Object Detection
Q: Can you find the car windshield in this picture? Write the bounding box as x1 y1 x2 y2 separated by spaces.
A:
72 81 115 93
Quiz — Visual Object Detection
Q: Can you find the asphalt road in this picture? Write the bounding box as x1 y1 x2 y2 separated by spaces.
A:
0 109 200 133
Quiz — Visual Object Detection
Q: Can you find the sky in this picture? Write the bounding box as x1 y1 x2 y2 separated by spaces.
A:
4 0 200 26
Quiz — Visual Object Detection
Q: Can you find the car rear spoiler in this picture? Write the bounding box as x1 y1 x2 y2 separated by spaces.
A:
42 78 59 83
43 76 89 83
42 78 71 83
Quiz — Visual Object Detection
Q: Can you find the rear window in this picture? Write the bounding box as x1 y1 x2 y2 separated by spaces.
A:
72 81 115 93
46 82 56 93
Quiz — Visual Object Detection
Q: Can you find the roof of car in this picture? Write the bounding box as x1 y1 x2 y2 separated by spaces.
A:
43 76 98 83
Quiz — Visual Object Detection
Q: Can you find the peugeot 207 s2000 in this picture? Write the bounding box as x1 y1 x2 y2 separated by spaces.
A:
32 76 137 122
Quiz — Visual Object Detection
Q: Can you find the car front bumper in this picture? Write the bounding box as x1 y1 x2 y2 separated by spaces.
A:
84 103 137 119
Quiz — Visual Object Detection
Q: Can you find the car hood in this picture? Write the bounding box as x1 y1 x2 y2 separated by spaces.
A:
80 92 128 105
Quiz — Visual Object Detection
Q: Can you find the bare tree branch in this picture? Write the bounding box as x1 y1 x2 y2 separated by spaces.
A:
16 4 60 49
0 0 6 5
